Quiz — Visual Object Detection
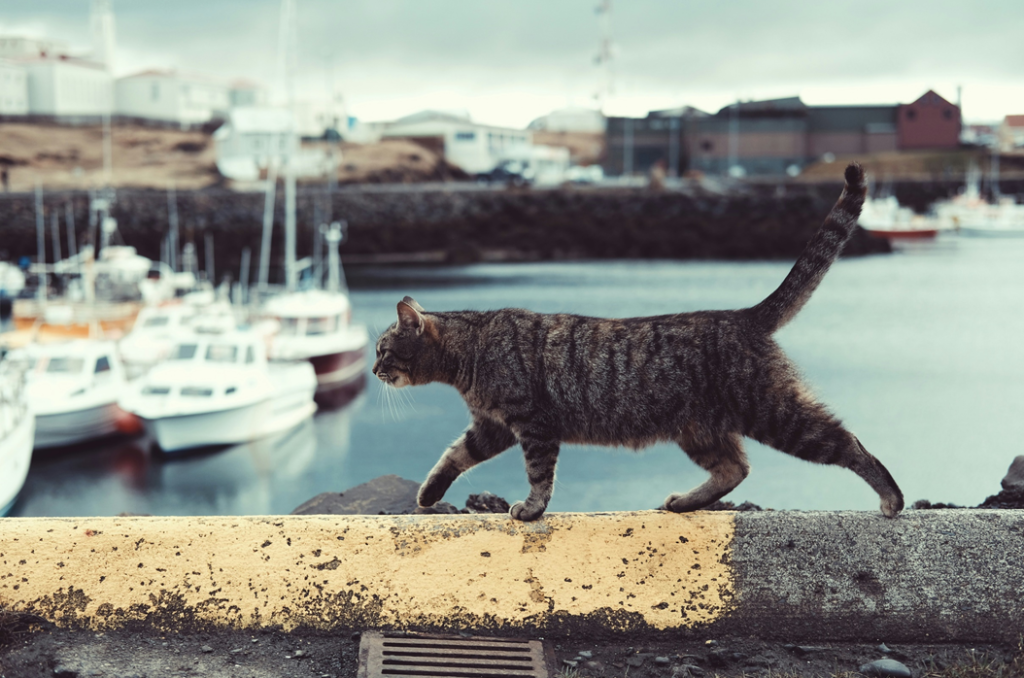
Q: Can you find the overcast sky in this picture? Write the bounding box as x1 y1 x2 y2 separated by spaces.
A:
4 0 1024 127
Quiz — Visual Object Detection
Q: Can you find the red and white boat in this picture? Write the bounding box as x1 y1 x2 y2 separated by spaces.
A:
262 221 368 400
858 196 942 240
264 289 368 396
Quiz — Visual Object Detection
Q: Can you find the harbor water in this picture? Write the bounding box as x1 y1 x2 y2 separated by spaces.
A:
9 235 1024 517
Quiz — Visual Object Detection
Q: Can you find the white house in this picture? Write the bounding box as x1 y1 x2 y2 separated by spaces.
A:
213 107 298 181
381 110 532 174
527 107 606 133
116 70 231 126
21 56 112 117
0 59 29 115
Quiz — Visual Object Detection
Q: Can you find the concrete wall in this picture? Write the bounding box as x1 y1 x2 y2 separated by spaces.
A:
0 185 891 279
1 510 1022 641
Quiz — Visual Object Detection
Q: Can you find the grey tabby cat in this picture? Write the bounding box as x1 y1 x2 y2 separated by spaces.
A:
372 163 904 521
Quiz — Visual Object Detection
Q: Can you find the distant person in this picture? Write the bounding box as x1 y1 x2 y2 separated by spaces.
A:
1 167 8 192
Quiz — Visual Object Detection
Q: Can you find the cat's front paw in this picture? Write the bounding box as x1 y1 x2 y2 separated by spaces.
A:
509 501 546 522
417 474 454 508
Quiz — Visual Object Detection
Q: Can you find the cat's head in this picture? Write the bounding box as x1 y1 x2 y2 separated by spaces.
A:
372 296 438 388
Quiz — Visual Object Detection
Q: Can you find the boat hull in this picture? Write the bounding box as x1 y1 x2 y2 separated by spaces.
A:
1 410 34 515
34 402 122 449
309 346 368 393
865 228 938 240
143 386 316 453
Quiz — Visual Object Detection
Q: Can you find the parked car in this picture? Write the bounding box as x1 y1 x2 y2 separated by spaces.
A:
475 160 531 187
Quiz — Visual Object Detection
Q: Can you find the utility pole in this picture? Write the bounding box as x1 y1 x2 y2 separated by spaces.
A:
594 1 615 113
668 117 680 178
623 118 634 176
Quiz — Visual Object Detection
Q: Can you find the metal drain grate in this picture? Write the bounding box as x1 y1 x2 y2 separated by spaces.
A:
357 631 549 678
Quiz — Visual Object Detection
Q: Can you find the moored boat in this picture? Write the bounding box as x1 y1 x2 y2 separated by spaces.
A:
11 340 134 449
0 358 34 515
119 329 317 452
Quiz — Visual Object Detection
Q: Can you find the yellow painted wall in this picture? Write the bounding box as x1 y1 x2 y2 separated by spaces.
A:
0 512 736 632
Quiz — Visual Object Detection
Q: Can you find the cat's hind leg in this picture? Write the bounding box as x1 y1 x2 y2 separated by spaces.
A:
418 418 517 508
661 431 750 512
749 388 904 518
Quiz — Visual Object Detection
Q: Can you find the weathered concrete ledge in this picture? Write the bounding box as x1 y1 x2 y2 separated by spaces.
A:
1 510 1022 642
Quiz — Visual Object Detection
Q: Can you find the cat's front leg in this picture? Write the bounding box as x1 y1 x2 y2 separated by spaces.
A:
509 437 560 521
418 418 516 508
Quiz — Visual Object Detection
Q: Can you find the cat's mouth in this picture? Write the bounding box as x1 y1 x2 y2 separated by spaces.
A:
377 371 410 388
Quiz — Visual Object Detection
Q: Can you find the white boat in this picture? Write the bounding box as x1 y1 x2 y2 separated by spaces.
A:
12 340 132 449
119 329 317 452
932 163 1024 237
858 196 946 239
264 289 369 395
118 304 200 378
0 358 34 515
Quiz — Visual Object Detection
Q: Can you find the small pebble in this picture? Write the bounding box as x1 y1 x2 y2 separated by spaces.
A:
230 648 244 654
200 645 213 653
626 656 645 667
562 659 579 668
578 650 593 659
859 658 912 678
294 650 306 658
878 643 892 654
655 656 671 665
705 640 717 647
251 638 259 643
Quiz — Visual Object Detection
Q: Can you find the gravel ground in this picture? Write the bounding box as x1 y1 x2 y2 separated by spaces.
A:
2 624 1023 678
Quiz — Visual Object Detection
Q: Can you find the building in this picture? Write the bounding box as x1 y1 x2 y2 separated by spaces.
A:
999 115 1024 150
20 56 113 118
115 70 231 126
381 110 532 174
896 90 961 150
605 91 962 177
0 59 29 115
213 107 297 181
604 106 706 177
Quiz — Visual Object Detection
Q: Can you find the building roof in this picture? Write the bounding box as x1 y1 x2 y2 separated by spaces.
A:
222 107 294 134
393 109 473 126
119 69 229 85
1003 115 1024 129
716 97 807 116
16 54 108 71
904 89 956 108
649 105 709 119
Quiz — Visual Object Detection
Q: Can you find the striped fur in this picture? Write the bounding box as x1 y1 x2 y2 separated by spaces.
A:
372 163 904 521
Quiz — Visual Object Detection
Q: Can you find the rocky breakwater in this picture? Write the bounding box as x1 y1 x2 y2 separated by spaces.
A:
0 185 888 279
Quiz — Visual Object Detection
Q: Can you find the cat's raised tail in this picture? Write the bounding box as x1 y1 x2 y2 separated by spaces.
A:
747 162 868 334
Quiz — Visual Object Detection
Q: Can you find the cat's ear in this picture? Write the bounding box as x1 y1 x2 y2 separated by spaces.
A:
397 298 426 334
402 296 425 312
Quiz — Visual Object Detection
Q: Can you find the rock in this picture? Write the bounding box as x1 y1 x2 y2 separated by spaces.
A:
413 501 461 515
466 492 511 513
859 658 912 677
230 648 244 654
577 651 593 659
706 650 731 667
585 661 605 672
294 649 306 657
52 665 77 678
878 643 891 654
200 645 214 653
291 475 422 515
1001 456 1024 491
655 656 671 665
626 656 646 667
793 646 824 656
672 665 705 677
562 660 579 669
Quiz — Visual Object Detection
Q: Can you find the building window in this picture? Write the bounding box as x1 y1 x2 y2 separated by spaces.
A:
455 131 476 141
943 109 954 120
700 140 713 152
906 109 916 121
